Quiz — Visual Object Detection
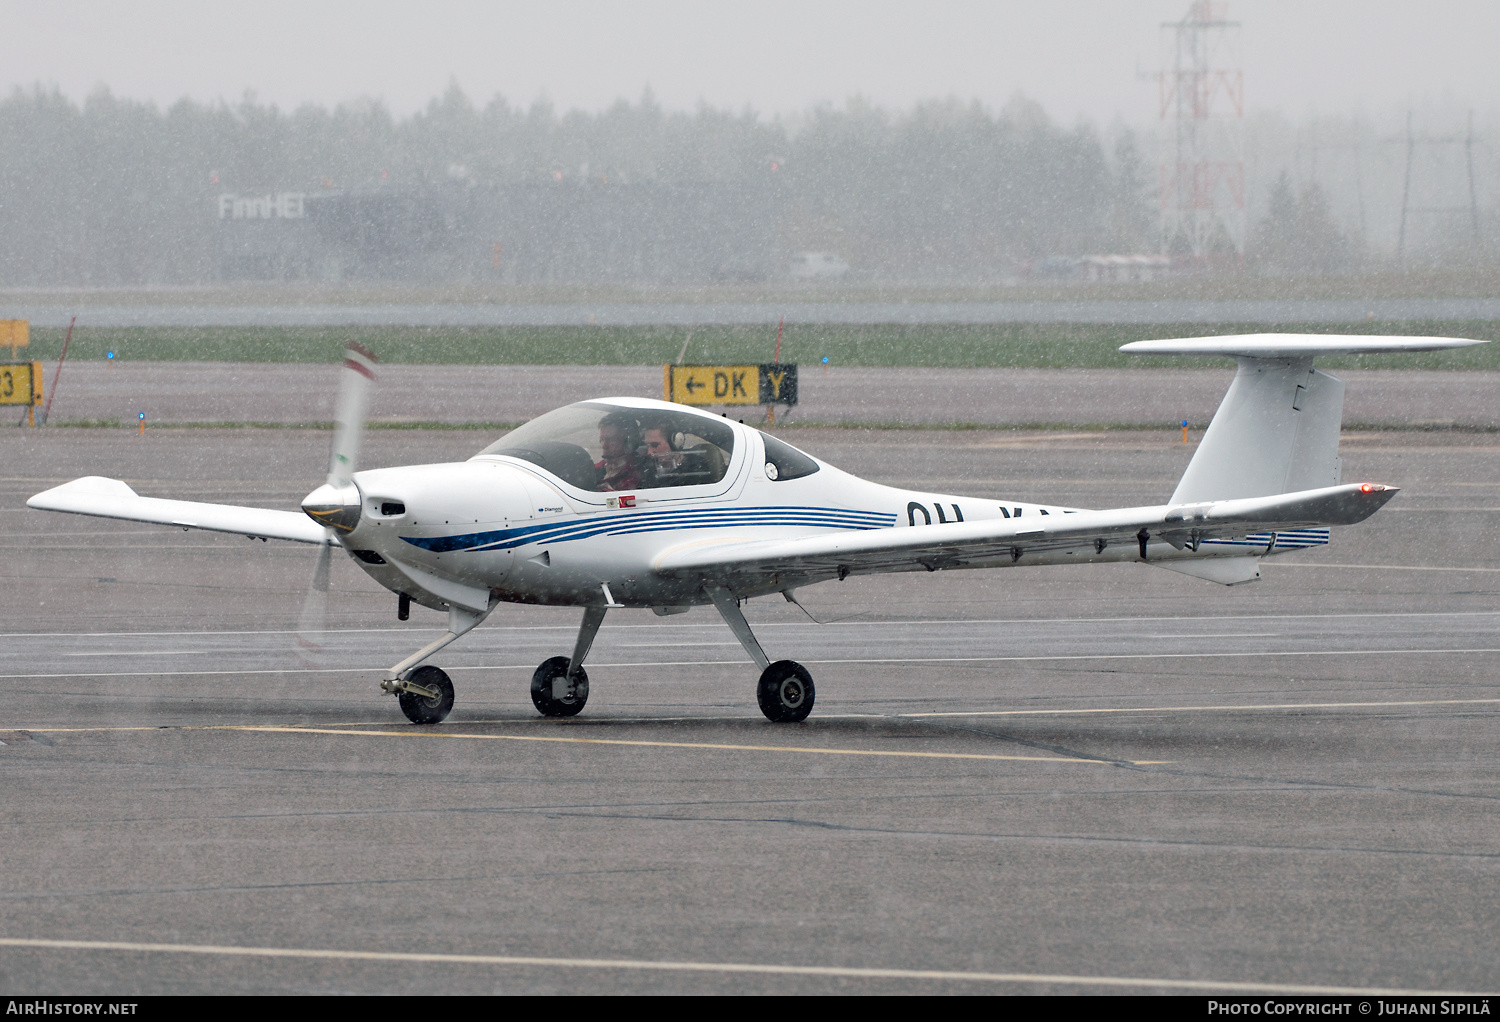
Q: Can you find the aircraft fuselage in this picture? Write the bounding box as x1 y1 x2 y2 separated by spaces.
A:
336 423 1322 614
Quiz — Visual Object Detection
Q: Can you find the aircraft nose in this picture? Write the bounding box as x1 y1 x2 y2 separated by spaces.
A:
302 482 362 533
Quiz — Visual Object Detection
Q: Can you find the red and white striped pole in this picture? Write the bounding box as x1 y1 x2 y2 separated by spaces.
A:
41 316 74 425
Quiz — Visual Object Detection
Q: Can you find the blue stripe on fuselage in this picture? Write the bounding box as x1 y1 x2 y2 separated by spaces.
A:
401 505 898 554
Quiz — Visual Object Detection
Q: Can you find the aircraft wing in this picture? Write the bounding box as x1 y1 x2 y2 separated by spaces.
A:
653 482 1397 588
27 476 329 545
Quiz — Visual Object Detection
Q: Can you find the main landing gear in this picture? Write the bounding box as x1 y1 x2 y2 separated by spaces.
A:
523 589 815 723
708 587 815 723
757 660 815 723
531 605 603 717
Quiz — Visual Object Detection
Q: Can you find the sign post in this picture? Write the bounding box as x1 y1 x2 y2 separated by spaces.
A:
664 364 798 417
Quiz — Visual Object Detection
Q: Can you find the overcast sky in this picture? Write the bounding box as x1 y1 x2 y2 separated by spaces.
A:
4 1 1498 125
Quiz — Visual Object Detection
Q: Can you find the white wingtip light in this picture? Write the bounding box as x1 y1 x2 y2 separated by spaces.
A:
1119 334 1488 359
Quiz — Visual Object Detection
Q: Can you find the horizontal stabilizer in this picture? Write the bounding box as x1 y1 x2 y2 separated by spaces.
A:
1120 334 1487 359
27 476 329 545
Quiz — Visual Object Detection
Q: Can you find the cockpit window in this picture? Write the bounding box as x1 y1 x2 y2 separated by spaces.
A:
476 402 736 491
760 433 820 481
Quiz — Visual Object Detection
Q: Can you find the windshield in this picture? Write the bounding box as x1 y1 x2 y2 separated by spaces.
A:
477 402 736 491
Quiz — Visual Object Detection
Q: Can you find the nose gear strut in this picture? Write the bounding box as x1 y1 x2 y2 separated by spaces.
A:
382 602 492 724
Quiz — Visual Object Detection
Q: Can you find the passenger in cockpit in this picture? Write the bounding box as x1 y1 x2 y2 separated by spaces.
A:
644 417 726 486
641 418 683 485
596 412 645 491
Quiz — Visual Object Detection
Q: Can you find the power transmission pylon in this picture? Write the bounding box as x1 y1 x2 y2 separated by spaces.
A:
1158 1 1245 269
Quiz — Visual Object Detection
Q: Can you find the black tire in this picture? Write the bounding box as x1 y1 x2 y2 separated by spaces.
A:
531 656 589 717
398 665 454 725
757 660 815 723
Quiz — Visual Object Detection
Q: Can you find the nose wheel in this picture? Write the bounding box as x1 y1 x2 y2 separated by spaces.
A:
757 660 815 722
397 665 454 724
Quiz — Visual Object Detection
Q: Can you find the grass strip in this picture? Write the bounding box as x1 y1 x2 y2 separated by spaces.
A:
43 419 1499 433
46 419 524 431
14 321 1500 370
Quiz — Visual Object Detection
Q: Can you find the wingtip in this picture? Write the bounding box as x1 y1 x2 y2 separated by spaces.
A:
28 475 139 509
1349 482 1400 518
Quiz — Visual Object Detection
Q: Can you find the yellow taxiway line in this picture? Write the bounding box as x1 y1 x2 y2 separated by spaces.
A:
893 696 1500 719
8 723 1165 765
17 694 1500 761
7 645 1500 682
0 936 1464 996
213 725 1170 766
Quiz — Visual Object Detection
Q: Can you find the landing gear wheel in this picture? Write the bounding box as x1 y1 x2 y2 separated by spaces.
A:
757 660 815 723
531 656 589 717
398 665 454 725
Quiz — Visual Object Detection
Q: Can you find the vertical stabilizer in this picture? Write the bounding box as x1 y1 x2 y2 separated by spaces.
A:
1120 335 1488 503
1170 359 1344 503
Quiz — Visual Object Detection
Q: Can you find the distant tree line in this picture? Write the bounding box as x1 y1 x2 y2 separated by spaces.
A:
0 84 1165 286
1248 170 1361 274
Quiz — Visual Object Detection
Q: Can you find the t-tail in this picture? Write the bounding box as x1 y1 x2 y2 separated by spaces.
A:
1121 333 1488 585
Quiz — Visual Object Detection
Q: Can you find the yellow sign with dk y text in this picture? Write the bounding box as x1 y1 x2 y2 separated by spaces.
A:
664 363 799 407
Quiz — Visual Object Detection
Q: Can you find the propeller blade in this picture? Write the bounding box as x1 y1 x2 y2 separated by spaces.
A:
328 343 377 488
293 538 334 668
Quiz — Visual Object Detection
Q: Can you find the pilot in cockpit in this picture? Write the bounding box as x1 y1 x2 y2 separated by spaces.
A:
596 412 645 491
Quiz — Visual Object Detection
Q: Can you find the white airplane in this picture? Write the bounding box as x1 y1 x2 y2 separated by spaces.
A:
27 334 1484 725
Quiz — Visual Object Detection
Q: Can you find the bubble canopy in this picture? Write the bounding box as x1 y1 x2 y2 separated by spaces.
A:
475 401 736 492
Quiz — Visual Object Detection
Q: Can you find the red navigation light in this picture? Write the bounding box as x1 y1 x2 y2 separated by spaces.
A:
1360 484 1373 493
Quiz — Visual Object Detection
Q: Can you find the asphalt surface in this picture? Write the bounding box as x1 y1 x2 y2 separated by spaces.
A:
34 360 1500 429
1 423 1498 994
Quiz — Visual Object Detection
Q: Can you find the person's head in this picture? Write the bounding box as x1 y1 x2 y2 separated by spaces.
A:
598 411 640 460
640 419 676 458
